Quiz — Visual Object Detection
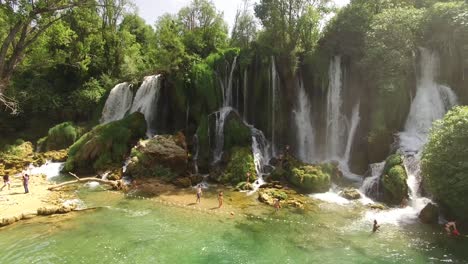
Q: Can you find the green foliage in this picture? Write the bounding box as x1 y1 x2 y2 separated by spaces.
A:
289 165 331 193
231 1 257 49
222 147 257 184
223 115 252 151
64 112 147 173
38 122 80 151
380 154 409 205
422 106 468 220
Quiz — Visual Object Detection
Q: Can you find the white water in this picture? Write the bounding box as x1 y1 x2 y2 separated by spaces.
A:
293 78 315 163
100 82 133 124
29 162 64 179
249 128 271 193
212 107 234 163
362 48 458 225
343 102 360 165
360 161 385 197
326 56 346 160
193 135 199 174
130 75 162 137
220 56 238 107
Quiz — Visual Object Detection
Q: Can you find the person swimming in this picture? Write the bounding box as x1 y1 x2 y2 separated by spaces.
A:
445 221 460 236
372 220 380 233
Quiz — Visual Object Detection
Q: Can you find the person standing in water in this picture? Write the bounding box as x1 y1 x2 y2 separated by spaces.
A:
445 221 460 236
274 198 281 212
22 173 29 194
196 184 202 203
0 173 10 191
246 172 251 183
218 191 224 208
372 220 380 233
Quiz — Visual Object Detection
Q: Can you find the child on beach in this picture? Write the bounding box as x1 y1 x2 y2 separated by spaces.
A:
196 184 202 203
0 173 10 191
22 173 29 194
218 191 223 208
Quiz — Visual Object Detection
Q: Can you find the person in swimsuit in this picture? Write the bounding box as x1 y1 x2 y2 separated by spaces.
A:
372 220 380 233
274 198 281 212
196 184 202 203
445 221 460 236
246 172 251 183
22 173 29 193
0 173 10 191
218 191 224 208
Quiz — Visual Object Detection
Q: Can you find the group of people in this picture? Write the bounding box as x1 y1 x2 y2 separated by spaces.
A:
196 184 224 208
1 171 30 194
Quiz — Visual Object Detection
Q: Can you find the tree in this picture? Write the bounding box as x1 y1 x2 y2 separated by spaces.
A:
0 0 92 113
231 0 257 49
422 106 468 220
178 0 228 57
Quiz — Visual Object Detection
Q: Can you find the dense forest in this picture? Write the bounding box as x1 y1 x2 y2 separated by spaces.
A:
1 0 468 230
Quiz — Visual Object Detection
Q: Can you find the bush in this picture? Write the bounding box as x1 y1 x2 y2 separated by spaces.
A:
222 147 257 184
422 106 468 220
64 112 146 173
38 122 79 151
289 165 331 193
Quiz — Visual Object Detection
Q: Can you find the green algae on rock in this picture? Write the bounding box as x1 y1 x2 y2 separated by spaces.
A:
380 154 409 206
37 122 81 152
216 147 257 185
63 112 147 174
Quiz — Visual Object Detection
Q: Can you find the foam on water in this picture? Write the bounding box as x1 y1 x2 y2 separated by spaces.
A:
28 162 64 179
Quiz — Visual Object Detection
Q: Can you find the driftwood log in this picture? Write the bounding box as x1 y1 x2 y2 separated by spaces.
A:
47 172 125 191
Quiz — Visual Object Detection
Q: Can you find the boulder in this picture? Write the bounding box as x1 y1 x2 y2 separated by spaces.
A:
127 133 188 178
64 112 146 173
379 154 409 205
288 165 331 193
258 189 288 206
37 122 80 151
41 149 68 162
367 203 387 210
340 188 361 200
418 203 439 224
235 181 253 191
214 147 257 185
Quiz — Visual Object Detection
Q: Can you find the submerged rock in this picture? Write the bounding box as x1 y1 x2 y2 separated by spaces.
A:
64 112 146 174
340 188 361 200
418 203 439 224
379 154 409 205
127 133 188 179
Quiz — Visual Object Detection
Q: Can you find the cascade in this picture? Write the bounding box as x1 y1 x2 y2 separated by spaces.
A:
193 134 199 174
249 127 272 192
270 56 279 156
29 162 65 179
293 77 315 163
219 57 238 107
362 48 458 224
212 107 235 163
243 68 248 120
343 102 360 166
100 82 133 124
326 56 346 160
130 75 162 137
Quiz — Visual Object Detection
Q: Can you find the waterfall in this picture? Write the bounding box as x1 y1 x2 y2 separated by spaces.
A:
293 77 315 163
130 75 162 137
360 161 385 198
193 135 199 174
326 56 345 160
250 128 271 192
219 56 238 107
362 48 458 225
343 102 360 166
243 68 248 120
212 107 234 163
100 82 133 124
270 56 279 156
399 48 458 154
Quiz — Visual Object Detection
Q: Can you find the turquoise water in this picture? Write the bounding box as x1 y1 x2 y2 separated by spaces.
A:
0 189 467 264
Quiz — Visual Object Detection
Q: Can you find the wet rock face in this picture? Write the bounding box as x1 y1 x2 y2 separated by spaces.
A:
418 203 439 224
127 133 188 178
379 154 409 206
340 188 361 200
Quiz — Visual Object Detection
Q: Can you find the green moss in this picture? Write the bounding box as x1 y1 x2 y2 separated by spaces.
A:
223 116 252 151
380 154 409 205
64 112 146 173
222 147 257 185
38 122 80 151
289 165 331 193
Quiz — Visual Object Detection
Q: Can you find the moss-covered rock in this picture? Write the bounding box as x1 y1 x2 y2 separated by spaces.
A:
216 147 257 184
37 122 81 151
380 154 409 205
0 141 36 175
126 133 188 179
41 149 68 162
63 112 146 174
223 111 252 151
340 188 362 200
289 165 331 193
258 188 288 205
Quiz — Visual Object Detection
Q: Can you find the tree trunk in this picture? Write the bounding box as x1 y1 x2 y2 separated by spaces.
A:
48 173 126 191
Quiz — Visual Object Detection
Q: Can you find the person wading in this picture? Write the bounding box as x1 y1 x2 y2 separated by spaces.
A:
372 220 380 233
0 173 11 191
196 184 202 203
